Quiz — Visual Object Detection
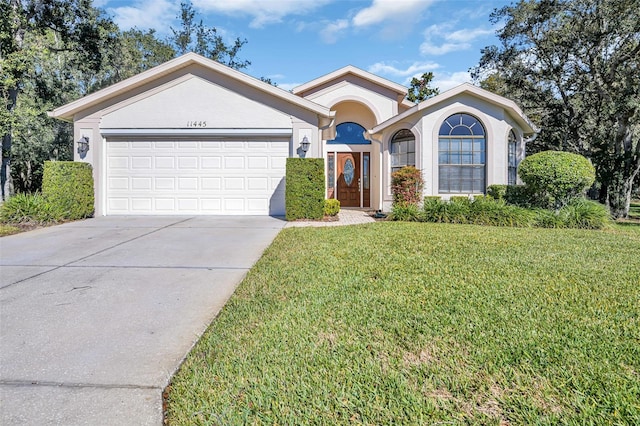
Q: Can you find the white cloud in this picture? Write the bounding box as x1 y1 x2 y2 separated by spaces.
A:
352 0 434 28
420 22 493 56
320 19 349 44
433 71 472 91
420 42 468 56
192 0 333 28
108 0 178 32
447 28 494 43
368 61 441 79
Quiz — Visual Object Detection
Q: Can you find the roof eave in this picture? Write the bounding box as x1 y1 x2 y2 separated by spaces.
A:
293 65 408 96
49 53 332 122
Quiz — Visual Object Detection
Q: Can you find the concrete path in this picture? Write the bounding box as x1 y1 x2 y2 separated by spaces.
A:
0 216 285 425
284 208 376 227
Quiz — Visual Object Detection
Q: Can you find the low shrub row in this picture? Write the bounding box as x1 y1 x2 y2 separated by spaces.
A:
0 161 94 225
390 196 610 229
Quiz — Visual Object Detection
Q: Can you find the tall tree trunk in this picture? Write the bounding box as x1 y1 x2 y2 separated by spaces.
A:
608 115 640 218
606 173 635 219
1 88 17 200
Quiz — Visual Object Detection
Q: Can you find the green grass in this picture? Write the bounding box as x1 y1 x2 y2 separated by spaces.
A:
0 224 22 237
165 223 640 425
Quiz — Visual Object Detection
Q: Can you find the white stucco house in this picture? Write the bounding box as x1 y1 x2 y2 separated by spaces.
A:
49 53 539 216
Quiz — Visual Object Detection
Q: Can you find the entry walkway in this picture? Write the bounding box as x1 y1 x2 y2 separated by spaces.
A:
284 209 376 228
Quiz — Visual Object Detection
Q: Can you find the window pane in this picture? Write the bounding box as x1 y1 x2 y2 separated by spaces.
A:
439 152 449 163
473 152 482 164
461 138 472 152
328 122 371 144
363 154 370 190
461 167 473 179
450 153 461 164
450 140 461 152
461 154 473 164
451 125 472 136
461 179 473 192
327 153 335 189
407 152 415 166
461 114 477 129
439 139 449 151
439 122 451 135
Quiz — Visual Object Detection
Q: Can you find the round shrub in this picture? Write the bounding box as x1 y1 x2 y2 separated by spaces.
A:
323 199 340 216
518 151 595 209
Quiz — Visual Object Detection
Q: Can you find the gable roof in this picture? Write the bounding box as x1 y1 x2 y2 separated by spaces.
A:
292 65 409 98
370 83 540 135
49 52 333 122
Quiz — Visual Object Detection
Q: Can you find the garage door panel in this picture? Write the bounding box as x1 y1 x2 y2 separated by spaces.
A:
155 177 175 190
131 199 152 211
155 198 175 211
132 177 152 190
178 157 198 169
106 139 288 215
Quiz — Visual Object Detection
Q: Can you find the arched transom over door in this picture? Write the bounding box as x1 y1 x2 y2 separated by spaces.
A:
328 122 371 208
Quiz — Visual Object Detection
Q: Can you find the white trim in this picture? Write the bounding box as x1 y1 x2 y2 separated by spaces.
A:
370 83 540 136
293 65 408 96
49 53 332 121
100 128 293 137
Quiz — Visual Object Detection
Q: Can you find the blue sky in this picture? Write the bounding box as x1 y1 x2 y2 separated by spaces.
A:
96 0 509 92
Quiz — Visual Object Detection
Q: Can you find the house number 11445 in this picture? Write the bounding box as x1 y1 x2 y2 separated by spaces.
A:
186 121 207 127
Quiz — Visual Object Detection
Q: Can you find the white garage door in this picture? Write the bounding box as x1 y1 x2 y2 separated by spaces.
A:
106 139 289 215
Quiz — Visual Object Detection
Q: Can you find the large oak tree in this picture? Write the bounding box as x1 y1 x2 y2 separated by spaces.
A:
473 0 640 218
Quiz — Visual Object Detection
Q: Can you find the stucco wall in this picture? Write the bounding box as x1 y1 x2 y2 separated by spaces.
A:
101 76 292 129
69 63 326 216
304 82 398 125
380 93 528 211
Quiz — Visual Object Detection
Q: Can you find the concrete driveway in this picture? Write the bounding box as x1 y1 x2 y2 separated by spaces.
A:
0 216 285 425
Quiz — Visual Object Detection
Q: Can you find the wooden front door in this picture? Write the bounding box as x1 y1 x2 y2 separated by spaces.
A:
337 153 360 207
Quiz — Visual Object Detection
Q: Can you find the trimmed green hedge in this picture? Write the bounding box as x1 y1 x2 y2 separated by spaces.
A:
285 158 325 220
42 161 94 220
518 151 595 209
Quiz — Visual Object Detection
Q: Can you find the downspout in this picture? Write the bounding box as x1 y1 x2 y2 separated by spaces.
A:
523 133 538 144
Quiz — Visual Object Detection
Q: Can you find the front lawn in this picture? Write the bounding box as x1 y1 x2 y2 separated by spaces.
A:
165 223 640 425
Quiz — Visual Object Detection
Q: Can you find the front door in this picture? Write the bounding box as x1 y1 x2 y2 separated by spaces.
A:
337 153 361 207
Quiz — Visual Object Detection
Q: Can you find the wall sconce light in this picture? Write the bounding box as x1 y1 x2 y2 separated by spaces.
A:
300 136 310 155
77 136 90 156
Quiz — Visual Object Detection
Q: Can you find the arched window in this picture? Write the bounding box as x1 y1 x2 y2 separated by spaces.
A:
438 113 486 193
390 129 415 173
508 130 517 185
327 122 370 144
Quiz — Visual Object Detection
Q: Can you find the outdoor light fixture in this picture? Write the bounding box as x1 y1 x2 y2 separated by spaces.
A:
300 135 311 156
77 136 90 156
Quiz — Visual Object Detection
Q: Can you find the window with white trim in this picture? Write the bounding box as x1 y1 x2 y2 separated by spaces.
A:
390 129 415 173
438 113 486 193
508 130 517 185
